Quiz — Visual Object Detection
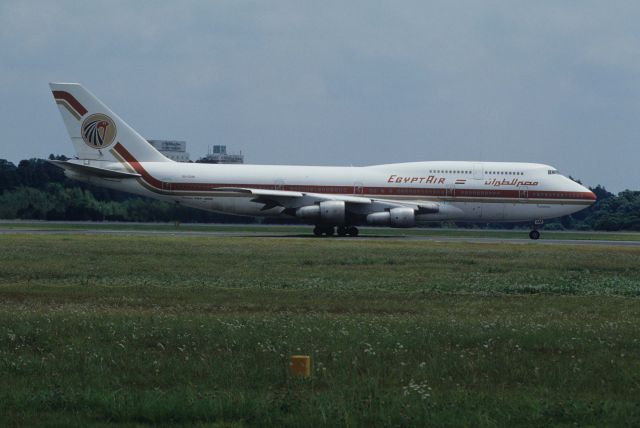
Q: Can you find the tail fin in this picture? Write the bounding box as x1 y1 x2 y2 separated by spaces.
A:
50 83 170 162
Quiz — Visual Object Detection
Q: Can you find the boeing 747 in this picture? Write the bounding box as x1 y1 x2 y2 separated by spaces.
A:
49 83 596 239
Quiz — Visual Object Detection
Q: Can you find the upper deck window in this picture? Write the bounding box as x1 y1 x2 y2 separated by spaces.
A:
548 169 559 175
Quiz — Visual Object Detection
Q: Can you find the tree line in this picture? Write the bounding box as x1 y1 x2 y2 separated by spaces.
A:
0 156 638 230
0 156 251 223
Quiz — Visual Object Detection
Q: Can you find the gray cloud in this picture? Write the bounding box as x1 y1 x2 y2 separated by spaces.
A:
1 0 639 191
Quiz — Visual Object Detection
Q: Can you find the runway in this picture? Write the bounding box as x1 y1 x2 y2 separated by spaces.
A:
2 225 640 247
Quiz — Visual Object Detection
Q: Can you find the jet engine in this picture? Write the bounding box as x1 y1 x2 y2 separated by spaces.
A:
296 201 345 224
366 207 416 228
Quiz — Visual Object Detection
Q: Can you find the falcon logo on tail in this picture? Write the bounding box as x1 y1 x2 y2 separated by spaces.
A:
81 113 116 148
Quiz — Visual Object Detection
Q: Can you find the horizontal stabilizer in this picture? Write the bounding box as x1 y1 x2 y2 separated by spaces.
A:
48 160 141 179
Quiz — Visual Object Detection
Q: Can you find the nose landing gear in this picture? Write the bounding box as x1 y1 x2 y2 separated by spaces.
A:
529 219 543 240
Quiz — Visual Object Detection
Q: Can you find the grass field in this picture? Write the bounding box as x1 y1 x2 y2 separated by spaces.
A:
1 232 639 426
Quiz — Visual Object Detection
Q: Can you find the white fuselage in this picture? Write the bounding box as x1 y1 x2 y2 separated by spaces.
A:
70 157 596 224
49 82 596 229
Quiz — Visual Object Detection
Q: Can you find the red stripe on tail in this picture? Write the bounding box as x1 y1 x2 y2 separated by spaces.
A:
113 143 163 189
52 91 88 116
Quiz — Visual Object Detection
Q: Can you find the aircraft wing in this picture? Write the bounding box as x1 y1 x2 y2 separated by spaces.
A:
212 187 440 214
214 187 372 203
213 187 305 198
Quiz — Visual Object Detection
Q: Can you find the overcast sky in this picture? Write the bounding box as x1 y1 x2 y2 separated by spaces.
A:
1 1 639 191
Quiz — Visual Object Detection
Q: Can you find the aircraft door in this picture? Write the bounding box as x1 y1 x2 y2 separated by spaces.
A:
519 187 528 202
472 163 484 180
274 179 285 190
353 182 364 195
446 184 455 198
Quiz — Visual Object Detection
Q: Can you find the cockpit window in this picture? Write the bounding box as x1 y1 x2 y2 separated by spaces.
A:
548 169 559 175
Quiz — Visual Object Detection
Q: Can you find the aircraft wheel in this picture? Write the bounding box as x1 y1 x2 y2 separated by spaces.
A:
347 226 359 237
324 226 335 237
313 226 323 237
337 226 348 236
529 230 540 240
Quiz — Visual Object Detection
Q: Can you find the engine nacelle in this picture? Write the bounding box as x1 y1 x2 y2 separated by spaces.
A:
366 207 416 228
296 205 320 220
366 212 390 226
390 207 415 227
296 201 345 224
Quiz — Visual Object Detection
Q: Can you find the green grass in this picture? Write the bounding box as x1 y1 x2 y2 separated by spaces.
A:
1 234 639 426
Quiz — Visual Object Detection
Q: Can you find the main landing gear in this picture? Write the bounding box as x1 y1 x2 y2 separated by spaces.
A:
529 219 543 240
313 225 359 237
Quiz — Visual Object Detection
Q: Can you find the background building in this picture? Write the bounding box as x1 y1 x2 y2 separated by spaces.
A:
147 140 190 162
197 145 244 164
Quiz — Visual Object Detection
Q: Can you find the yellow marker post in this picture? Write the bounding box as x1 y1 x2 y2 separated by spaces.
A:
290 355 311 378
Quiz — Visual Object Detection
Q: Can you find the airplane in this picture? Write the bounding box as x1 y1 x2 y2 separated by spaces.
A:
49 83 596 239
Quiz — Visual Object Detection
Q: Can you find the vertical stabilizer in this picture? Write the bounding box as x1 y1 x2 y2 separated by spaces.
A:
50 83 170 162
